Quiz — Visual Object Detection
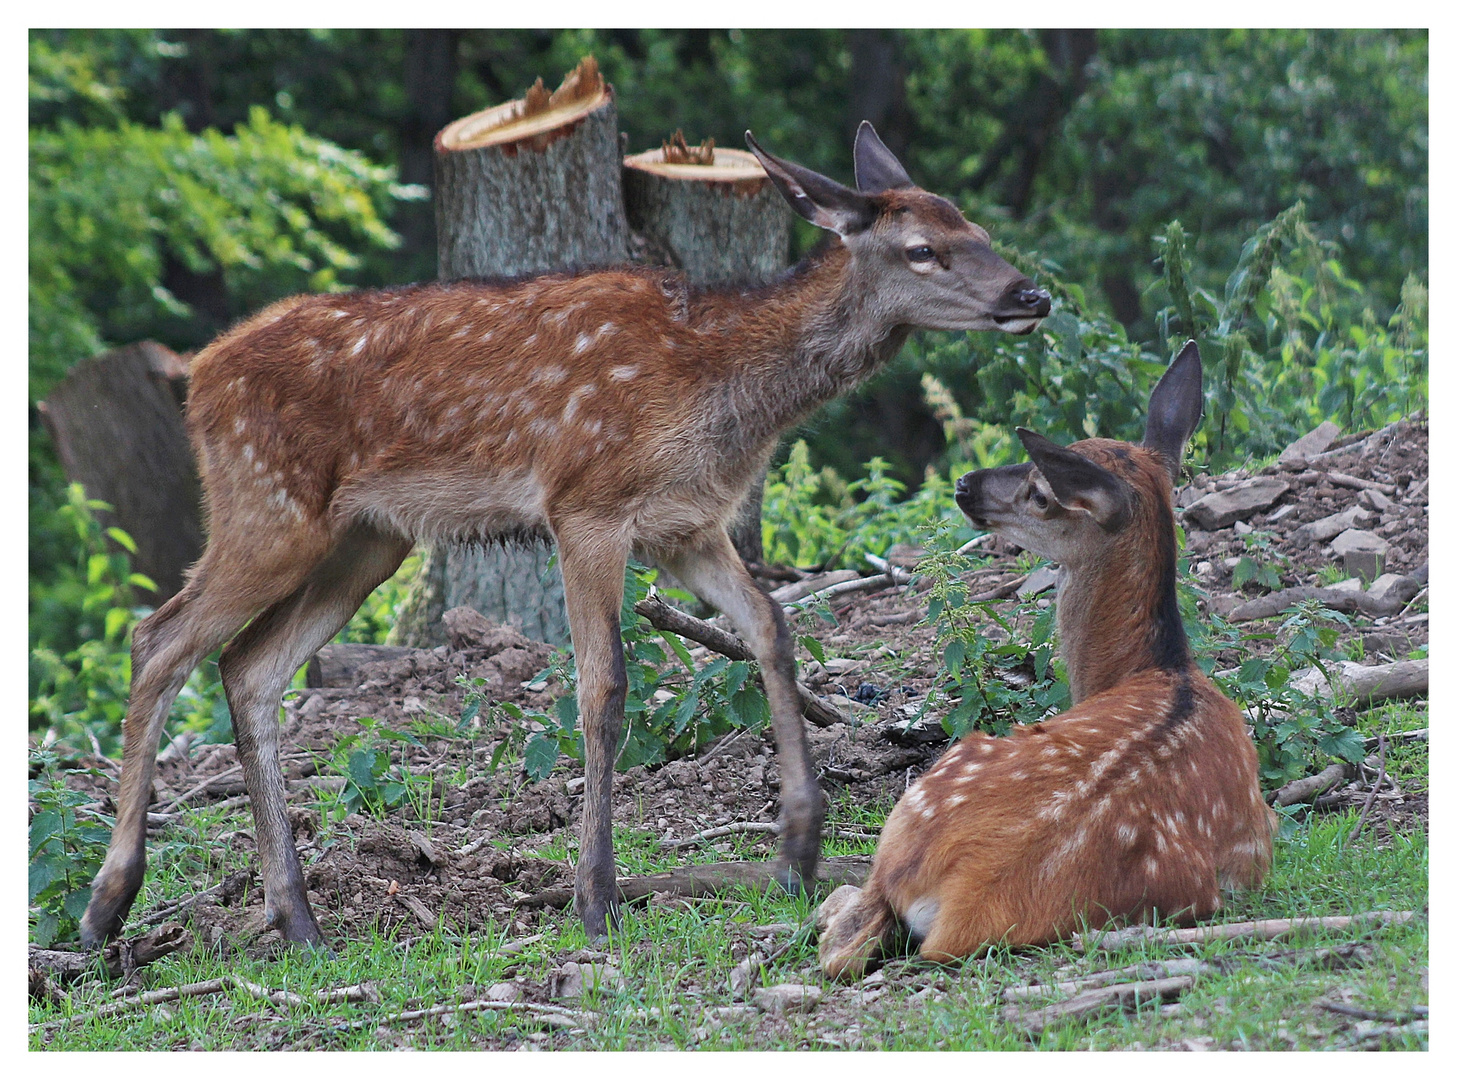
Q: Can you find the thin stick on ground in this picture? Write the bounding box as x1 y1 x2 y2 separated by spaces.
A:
1343 734 1388 850
1072 910 1417 952
30 976 374 1033
659 821 779 849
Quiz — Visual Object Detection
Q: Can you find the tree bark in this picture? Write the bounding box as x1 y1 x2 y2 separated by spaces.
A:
622 137 793 563
37 341 202 603
394 58 630 647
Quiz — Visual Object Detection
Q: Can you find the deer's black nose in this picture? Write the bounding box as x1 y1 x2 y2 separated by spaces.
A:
1015 287 1051 316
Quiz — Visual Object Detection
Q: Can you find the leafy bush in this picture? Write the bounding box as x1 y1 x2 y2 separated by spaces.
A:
29 486 153 756
29 750 113 946
1193 600 1368 787
913 526 1070 739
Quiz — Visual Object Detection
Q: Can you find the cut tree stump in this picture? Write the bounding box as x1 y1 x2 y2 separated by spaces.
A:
37 341 202 602
623 133 792 564
395 57 631 648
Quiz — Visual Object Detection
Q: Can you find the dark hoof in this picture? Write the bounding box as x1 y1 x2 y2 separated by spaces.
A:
79 886 135 949
770 861 812 896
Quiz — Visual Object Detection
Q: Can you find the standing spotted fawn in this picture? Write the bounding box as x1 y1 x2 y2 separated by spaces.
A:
817 343 1277 978
79 122 1050 949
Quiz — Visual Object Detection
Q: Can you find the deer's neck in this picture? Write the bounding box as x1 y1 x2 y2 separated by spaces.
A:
693 242 911 446
1054 502 1191 703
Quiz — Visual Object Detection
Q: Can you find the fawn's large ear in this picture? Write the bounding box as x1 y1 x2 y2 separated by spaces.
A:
1017 428 1134 533
853 121 915 193
1143 340 1204 481
746 130 877 236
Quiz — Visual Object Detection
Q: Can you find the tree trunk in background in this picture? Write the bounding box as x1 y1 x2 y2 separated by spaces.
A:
847 30 912 164
393 58 630 647
397 29 462 272
37 342 203 604
622 136 793 565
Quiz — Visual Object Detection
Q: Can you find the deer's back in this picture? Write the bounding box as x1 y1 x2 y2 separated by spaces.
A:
184 273 760 545
872 666 1274 950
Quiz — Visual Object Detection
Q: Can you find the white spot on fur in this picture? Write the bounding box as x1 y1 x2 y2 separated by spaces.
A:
574 332 592 354
944 793 966 809
233 417 246 435
609 365 639 381
1143 856 1159 875
534 365 567 385
241 444 255 464
1117 823 1137 845
903 897 939 941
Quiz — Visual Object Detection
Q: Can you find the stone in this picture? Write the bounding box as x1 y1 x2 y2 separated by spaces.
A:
551 961 624 1000
1358 488 1394 513
1290 505 1375 545
1332 529 1389 584
1182 478 1290 530
484 982 522 1002
752 983 823 1015
1325 578 1365 594
1278 420 1342 462
1016 564 1059 598
1365 573 1420 610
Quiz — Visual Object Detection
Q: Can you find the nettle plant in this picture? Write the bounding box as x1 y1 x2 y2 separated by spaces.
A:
915 525 1070 739
29 751 113 946
1191 598 1366 787
462 564 772 783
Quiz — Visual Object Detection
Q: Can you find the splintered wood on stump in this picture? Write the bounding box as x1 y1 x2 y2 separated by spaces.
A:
623 134 793 564
37 341 203 603
393 57 630 647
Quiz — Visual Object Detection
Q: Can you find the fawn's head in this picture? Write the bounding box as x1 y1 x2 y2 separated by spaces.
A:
954 341 1204 568
745 122 1050 334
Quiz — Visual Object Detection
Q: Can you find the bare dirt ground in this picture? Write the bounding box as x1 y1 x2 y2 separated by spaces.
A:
42 417 1427 1033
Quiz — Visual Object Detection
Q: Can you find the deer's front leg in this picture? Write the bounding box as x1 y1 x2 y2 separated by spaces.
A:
661 529 823 891
555 527 630 941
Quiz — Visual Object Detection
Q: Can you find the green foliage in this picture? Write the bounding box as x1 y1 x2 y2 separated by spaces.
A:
1230 530 1289 593
469 565 773 783
29 106 418 400
29 486 154 755
761 440 967 569
915 526 1070 739
319 718 436 822
1193 600 1367 787
29 750 113 946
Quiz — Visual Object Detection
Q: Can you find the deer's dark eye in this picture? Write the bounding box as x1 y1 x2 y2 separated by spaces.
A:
1030 490 1049 510
907 245 937 263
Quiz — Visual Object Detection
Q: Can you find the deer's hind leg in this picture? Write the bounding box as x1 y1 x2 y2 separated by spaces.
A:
817 882 900 980
660 528 823 892
554 523 631 942
81 532 334 947
215 523 410 946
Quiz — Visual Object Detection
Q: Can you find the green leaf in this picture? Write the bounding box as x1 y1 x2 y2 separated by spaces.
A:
62 886 93 920
104 526 137 553
799 634 826 665
29 858 60 903
348 748 379 790
671 691 700 736
31 910 60 948
523 733 559 782
659 630 695 671
1318 726 1368 764
29 809 62 856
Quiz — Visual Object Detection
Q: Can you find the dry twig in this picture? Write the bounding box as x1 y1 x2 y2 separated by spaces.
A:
1073 910 1416 952
1343 734 1388 850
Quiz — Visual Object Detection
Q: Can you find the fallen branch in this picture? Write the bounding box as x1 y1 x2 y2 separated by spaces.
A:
633 595 848 727
1073 910 1416 952
784 570 909 610
28 924 190 986
1290 659 1428 708
768 570 862 604
334 996 590 1033
30 975 374 1033
659 821 779 849
1365 728 1426 750
1003 975 1195 1034
968 574 1028 602
517 854 873 909
1269 763 1351 807
1002 942 1373 1003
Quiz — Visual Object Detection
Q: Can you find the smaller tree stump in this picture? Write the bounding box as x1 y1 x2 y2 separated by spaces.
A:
37 342 202 602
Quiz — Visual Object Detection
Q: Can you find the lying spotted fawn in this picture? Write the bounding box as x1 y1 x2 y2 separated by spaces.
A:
817 342 1276 978
80 122 1050 949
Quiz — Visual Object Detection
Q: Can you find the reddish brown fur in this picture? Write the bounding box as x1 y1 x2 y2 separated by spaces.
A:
80 125 1050 949
818 354 1276 978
